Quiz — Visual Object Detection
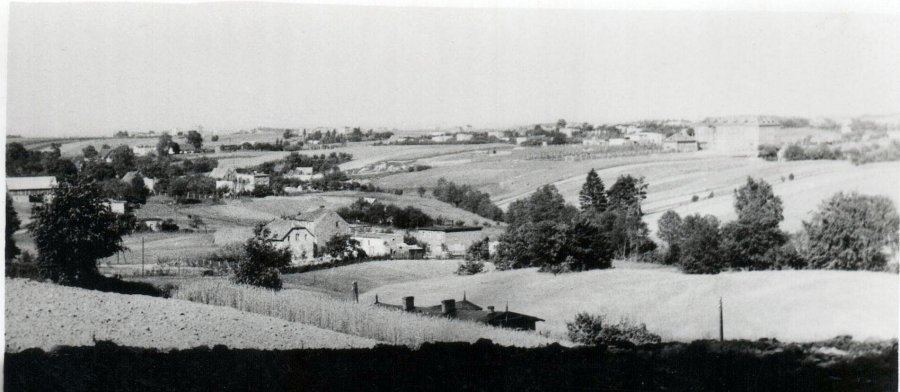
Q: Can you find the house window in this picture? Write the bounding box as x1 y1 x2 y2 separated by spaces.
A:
335 222 339 228
295 233 299 241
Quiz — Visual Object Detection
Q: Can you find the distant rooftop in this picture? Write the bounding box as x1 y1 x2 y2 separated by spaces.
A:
6 176 58 191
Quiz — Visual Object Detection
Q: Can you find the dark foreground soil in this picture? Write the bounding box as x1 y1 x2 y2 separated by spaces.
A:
5 338 896 391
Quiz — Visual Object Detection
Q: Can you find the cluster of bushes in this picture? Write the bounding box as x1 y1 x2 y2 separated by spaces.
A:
336 198 434 229
782 143 843 161
219 139 291 152
843 140 900 165
494 170 655 273
658 178 899 273
566 312 662 347
432 178 504 221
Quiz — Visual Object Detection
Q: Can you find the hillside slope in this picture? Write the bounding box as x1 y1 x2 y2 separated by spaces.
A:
362 264 898 342
5 279 378 352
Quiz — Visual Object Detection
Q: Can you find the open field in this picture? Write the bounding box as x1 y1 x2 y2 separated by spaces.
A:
282 259 470 295
98 232 220 267
5 278 378 352
362 263 899 342
174 280 562 347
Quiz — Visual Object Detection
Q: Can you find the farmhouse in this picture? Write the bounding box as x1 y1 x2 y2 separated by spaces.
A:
121 171 156 192
455 133 474 142
351 232 404 258
105 200 127 215
132 145 155 156
694 115 779 156
7 176 58 203
374 296 544 331
208 167 237 181
294 207 351 249
411 226 485 258
265 218 318 263
234 172 270 193
662 134 699 152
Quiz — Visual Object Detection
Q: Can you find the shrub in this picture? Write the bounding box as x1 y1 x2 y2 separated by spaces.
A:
782 144 807 161
801 192 899 270
325 234 366 262
788 173 795 181
160 219 180 232
566 312 604 345
566 312 661 347
757 144 780 161
691 195 699 202
456 259 485 275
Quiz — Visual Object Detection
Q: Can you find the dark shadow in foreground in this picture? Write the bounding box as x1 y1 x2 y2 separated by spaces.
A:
5 339 896 391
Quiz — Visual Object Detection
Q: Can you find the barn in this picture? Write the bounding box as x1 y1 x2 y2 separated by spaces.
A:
411 226 485 258
7 176 58 203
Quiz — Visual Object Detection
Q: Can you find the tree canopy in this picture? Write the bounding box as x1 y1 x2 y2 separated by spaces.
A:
579 169 608 213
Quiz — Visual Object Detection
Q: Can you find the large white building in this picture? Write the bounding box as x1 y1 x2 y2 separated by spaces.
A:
7 176 58 203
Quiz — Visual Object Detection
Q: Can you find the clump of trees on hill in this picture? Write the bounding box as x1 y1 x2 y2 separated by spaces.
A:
494 170 655 273
432 178 504 222
658 178 899 273
6 142 77 180
336 198 434 229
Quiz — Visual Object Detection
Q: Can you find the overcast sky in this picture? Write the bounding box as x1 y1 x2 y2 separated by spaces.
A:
7 3 900 136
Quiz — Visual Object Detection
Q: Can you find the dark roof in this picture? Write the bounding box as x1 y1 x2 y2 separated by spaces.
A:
416 226 483 233
372 298 543 323
264 218 312 241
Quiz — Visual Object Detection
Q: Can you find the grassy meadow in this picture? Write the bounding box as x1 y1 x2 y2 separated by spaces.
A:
362 261 899 343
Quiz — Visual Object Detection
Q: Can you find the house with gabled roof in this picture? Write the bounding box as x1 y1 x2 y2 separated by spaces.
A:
264 218 318 263
294 207 351 249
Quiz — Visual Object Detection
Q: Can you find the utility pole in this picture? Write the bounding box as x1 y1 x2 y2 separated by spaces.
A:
719 297 724 342
352 281 359 303
141 237 145 276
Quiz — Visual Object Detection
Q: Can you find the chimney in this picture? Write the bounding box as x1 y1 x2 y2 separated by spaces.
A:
487 306 495 313
441 299 456 316
403 296 415 311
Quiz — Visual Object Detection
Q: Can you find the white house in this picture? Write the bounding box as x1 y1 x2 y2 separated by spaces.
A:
582 137 608 147
432 135 453 143
132 145 156 156
7 176 58 203
265 219 318 264
456 133 474 142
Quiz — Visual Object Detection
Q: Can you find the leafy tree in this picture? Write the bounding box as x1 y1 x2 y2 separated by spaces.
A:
45 158 78 182
211 135 219 142
456 259 485 275
417 186 426 197
128 173 150 204
108 145 136 177
678 214 724 274
82 145 99 159
657 210 683 245
720 177 788 270
607 175 648 214
233 225 292 290
30 181 124 283
579 169 608 213
80 161 118 182
325 234 365 261
186 130 203 150
6 195 21 262
170 142 181 155
505 185 577 227
801 192 899 270
156 133 173 158
557 118 567 129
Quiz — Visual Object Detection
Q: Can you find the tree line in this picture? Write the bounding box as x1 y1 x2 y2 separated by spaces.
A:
431 178 504 222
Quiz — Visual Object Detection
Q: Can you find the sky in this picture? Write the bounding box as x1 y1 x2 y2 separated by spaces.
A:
6 2 900 137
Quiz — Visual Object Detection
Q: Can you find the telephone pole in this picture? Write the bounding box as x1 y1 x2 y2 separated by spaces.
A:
719 297 724 342
141 237 145 276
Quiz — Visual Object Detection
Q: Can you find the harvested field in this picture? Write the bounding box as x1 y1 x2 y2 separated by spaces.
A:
174 280 562 348
363 262 899 342
5 278 378 352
